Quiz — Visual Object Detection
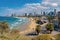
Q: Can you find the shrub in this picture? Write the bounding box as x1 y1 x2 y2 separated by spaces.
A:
35 25 41 35
0 21 9 34
46 23 54 33
32 34 52 40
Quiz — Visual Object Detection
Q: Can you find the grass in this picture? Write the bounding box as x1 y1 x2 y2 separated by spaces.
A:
32 34 52 40
0 29 32 40
0 33 32 40
54 34 60 40
0 31 59 40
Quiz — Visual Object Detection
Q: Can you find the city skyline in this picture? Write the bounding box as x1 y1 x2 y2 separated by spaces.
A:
0 0 60 16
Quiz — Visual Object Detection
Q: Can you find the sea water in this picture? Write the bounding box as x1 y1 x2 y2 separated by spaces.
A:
0 16 29 29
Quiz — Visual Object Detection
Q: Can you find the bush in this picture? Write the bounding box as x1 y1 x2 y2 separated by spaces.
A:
0 21 9 34
32 34 52 40
46 23 54 33
35 25 41 35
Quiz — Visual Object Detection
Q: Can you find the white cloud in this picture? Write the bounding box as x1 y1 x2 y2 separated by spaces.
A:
1 0 60 16
52 3 58 7
42 0 59 7
42 0 60 3
42 2 58 7
2 3 50 16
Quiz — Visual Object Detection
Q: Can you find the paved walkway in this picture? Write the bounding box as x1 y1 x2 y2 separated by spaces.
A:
51 31 60 36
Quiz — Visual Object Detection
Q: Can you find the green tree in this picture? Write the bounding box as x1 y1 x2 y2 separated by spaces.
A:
47 16 54 22
46 23 54 33
0 22 9 34
35 25 41 35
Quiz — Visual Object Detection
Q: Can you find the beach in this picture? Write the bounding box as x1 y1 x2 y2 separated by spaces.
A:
19 17 48 35
19 18 37 34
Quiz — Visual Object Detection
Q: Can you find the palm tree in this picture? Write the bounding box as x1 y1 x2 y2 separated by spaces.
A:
46 23 54 33
35 25 41 35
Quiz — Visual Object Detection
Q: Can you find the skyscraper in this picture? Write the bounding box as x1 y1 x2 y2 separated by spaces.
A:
54 9 56 16
43 11 45 16
58 11 60 29
41 11 43 16
25 13 27 17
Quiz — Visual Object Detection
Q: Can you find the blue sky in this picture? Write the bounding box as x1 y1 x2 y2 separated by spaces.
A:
0 0 42 8
0 0 60 16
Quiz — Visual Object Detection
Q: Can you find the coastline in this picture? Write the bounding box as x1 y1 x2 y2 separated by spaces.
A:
11 17 29 30
19 17 48 35
19 18 37 34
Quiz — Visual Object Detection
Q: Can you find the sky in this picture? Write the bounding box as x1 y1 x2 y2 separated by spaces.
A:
0 0 60 16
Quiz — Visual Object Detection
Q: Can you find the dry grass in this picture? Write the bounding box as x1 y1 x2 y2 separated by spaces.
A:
0 33 32 40
54 34 60 40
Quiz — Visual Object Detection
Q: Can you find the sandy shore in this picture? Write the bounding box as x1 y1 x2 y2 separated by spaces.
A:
19 17 48 35
19 18 37 34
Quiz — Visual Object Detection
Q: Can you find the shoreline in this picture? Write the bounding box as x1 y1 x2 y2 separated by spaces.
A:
19 18 37 34
19 17 48 35
10 17 29 30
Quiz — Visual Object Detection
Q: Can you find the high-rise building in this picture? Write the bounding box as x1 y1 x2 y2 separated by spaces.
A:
41 11 43 16
28 13 32 17
43 11 45 16
48 11 54 16
34 12 36 16
25 13 27 16
54 9 56 16
58 11 60 29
